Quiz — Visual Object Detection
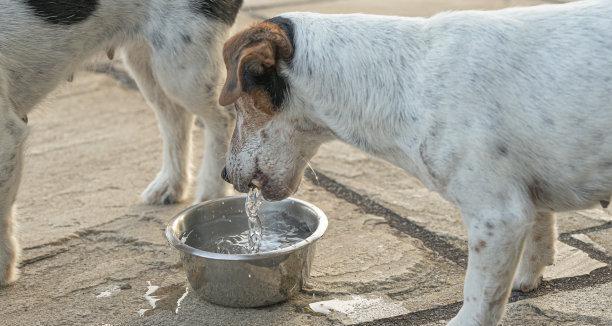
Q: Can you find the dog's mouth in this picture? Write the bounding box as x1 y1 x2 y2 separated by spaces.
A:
252 170 296 201
223 165 298 201
249 169 268 191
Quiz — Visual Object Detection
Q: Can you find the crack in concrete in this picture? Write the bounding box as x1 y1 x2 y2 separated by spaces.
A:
19 248 70 267
559 233 612 265
523 303 611 325
23 214 139 251
562 221 612 236
305 170 468 268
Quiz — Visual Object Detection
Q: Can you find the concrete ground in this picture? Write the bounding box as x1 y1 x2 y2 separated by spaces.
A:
1 0 610 325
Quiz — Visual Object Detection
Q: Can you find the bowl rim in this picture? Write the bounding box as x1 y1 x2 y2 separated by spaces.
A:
165 195 328 261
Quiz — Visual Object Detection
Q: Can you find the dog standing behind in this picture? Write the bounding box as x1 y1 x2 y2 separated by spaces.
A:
219 0 612 324
0 0 243 285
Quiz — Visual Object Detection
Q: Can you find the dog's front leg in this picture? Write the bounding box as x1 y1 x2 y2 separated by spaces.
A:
122 44 193 205
0 97 27 285
449 190 532 326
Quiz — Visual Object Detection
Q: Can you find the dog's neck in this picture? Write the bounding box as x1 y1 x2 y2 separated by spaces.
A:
284 13 428 172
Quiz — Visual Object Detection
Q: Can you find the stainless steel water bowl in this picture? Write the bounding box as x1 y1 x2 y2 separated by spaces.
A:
165 196 328 308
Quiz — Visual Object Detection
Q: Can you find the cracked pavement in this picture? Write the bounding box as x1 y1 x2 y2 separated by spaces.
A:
1 1 610 325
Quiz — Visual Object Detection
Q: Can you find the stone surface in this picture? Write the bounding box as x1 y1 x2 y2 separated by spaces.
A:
543 241 607 281
585 228 612 254
2 1 609 326
503 282 612 326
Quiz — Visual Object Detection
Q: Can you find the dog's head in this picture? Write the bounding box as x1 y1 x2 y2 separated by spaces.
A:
219 18 331 201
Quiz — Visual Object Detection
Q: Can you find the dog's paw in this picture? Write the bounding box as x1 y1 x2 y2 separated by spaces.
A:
0 265 18 287
512 272 543 293
142 174 185 205
0 254 19 287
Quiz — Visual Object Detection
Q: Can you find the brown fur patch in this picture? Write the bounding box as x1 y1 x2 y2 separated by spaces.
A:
219 21 294 108
473 240 487 253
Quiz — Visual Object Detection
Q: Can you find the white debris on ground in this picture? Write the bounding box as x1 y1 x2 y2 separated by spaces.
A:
138 282 161 317
309 295 409 324
96 286 122 299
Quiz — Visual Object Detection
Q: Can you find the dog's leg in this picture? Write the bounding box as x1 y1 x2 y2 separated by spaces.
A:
192 99 234 203
449 187 532 326
513 212 556 292
122 44 194 205
0 95 27 286
142 28 234 203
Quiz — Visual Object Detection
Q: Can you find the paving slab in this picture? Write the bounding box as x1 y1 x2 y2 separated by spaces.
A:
503 282 612 326
2 1 609 326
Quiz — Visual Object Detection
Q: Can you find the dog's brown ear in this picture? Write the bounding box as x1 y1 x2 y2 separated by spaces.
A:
219 41 275 106
219 25 293 107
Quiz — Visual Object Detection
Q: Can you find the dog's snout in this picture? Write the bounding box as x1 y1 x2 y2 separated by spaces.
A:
221 167 230 183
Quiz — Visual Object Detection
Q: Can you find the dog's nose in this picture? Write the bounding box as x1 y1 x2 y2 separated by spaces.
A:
221 167 230 183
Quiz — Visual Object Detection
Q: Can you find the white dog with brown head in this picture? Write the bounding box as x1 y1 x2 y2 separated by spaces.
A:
220 1 612 325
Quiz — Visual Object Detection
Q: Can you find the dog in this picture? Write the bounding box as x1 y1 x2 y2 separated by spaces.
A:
0 0 243 286
219 1 612 324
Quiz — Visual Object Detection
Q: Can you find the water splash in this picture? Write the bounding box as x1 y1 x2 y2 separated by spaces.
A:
245 188 264 253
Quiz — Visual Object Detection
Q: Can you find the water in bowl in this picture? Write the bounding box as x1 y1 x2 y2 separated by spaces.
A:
180 194 312 255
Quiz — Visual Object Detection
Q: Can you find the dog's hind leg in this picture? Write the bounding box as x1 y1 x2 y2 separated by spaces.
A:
0 89 27 286
122 43 194 205
513 212 556 292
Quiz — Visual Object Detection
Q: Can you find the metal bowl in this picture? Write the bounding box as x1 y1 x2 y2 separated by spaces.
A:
165 196 328 308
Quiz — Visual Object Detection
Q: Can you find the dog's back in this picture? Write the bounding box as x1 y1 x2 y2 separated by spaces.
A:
282 0 612 211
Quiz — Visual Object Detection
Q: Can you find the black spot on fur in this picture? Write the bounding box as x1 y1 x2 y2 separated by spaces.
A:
191 0 242 25
601 200 610 208
181 34 193 44
25 0 98 25
496 144 509 157
528 178 550 204
242 65 289 109
205 84 215 96
543 117 555 126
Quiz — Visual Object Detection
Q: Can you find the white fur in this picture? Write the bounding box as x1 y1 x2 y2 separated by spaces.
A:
0 0 236 285
225 1 612 324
